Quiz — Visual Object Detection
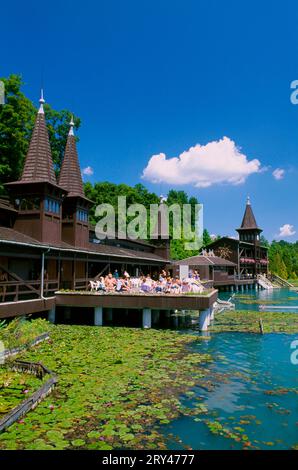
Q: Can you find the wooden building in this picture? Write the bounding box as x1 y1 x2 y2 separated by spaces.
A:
206 197 269 279
0 92 169 304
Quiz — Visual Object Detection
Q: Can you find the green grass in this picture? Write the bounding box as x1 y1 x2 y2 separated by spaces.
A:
0 324 211 450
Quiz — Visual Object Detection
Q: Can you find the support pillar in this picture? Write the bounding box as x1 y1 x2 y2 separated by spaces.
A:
173 314 179 328
48 306 56 324
142 308 152 329
152 310 160 325
94 306 103 326
241 285 244 293
64 307 71 321
106 308 113 322
199 308 210 331
231 286 234 293
236 285 239 292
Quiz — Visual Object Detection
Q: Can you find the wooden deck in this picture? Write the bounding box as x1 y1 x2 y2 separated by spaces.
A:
0 289 218 320
55 290 218 311
0 297 56 319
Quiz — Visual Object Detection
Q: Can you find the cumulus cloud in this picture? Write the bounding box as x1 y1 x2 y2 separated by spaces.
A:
273 168 285 180
278 224 296 238
82 166 94 176
142 137 261 188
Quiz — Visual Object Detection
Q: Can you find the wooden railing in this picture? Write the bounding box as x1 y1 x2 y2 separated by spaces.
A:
0 279 58 302
74 278 93 291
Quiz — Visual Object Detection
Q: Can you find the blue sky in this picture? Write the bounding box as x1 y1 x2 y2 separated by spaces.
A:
1 0 298 241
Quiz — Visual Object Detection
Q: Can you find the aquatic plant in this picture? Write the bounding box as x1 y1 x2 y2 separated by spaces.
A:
210 310 298 333
0 325 211 450
0 318 51 350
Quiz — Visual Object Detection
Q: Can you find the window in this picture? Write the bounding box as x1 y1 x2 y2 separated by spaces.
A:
44 198 60 214
76 209 88 222
17 197 40 211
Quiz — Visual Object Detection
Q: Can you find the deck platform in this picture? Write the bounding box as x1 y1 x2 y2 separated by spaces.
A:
55 290 218 311
0 297 56 319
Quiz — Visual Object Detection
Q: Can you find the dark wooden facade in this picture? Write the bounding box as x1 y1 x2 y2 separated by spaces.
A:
207 198 269 279
0 93 169 308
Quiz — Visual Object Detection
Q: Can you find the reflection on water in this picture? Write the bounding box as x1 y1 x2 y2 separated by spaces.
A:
161 332 298 450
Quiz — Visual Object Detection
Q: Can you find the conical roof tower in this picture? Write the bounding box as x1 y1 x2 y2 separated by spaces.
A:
6 91 66 243
59 117 92 247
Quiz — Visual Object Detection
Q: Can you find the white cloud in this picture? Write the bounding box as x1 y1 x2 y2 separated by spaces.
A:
142 137 261 188
82 166 94 176
272 168 285 180
278 224 296 238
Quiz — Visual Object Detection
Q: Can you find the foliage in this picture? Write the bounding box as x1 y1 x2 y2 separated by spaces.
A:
0 74 80 193
85 182 202 259
0 317 50 350
202 229 212 247
0 325 211 450
268 240 298 280
210 310 298 333
0 369 42 416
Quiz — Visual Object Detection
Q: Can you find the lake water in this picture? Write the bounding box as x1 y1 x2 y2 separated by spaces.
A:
219 287 298 313
162 332 298 450
161 289 298 450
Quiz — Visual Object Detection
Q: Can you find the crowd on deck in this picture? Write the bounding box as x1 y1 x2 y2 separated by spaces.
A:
89 269 205 294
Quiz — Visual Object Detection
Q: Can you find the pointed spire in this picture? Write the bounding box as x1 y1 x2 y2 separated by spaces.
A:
20 91 57 184
58 116 84 197
38 89 45 114
239 197 259 230
69 115 75 136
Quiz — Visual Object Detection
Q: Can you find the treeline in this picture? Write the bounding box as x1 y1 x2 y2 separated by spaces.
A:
268 240 298 279
84 182 203 259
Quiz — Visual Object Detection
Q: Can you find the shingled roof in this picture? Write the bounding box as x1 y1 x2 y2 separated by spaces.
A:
20 91 57 185
58 117 84 197
0 227 168 262
172 255 236 267
238 197 261 231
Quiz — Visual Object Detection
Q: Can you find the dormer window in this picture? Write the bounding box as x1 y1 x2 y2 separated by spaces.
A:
16 197 40 211
45 197 60 214
76 209 88 222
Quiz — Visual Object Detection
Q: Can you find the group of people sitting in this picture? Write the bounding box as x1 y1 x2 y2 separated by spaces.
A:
89 269 204 294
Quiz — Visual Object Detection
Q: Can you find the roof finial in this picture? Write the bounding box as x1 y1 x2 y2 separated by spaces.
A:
38 89 45 114
247 195 251 205
69 115 75 136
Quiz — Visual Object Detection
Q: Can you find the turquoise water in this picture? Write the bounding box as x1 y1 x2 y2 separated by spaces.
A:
220 288 298 313
162 332 298 450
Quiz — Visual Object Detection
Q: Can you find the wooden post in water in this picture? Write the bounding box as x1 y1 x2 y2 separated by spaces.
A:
259 318 264 335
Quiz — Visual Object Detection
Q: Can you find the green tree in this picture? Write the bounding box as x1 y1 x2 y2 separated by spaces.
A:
203 228 212 247
0 74 80 193
0 75 36 192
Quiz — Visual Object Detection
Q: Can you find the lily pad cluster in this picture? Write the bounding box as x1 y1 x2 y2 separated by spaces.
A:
0 324 211 450
210 310 298 333
0 370 42 416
